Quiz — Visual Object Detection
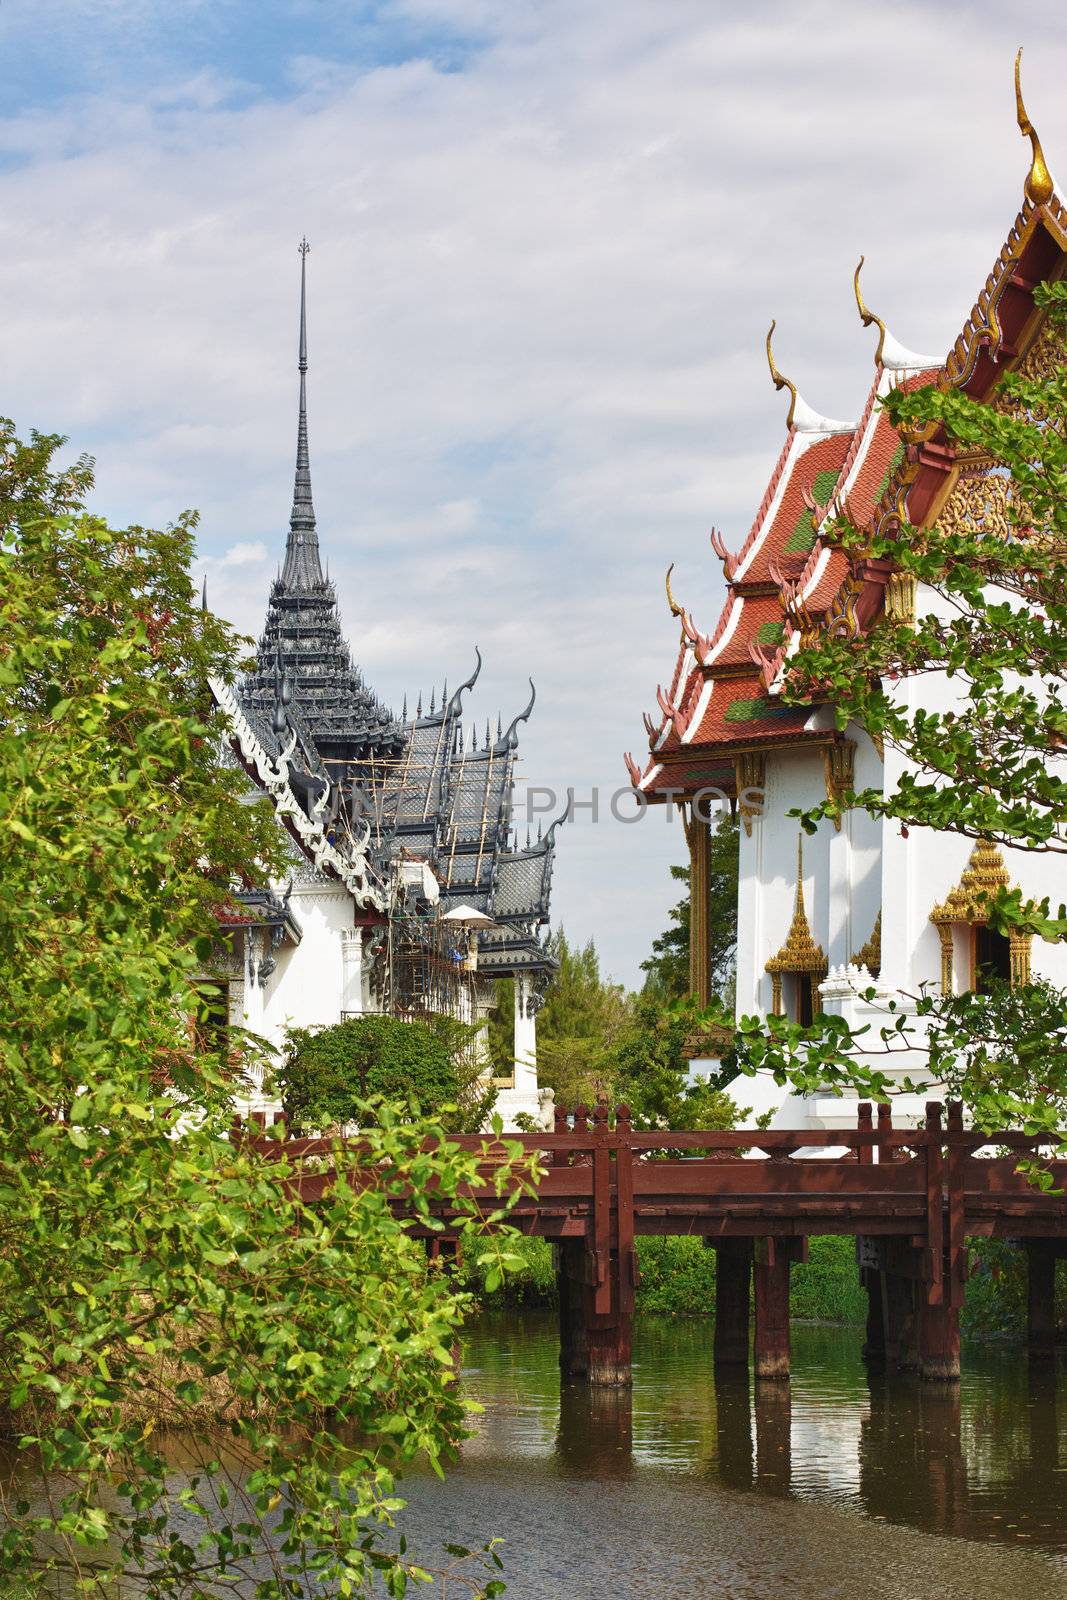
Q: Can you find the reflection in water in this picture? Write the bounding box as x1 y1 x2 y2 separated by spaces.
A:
555 1381 634 1479
12 1314 1067 1598
388 1312 1067 1599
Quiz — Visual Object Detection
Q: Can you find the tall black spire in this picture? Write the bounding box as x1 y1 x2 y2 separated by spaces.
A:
282 238 322 590
242 237 405 765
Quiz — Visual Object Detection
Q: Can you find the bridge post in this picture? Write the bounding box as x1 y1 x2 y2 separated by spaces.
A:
1025 1241 1057 1362
919 1275 961 1382
754 1237 804 1381
714 1239 752 1367
555 1103 633 1387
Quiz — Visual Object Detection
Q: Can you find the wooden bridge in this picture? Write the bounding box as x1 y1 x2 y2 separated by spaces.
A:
239 1099 1067 1386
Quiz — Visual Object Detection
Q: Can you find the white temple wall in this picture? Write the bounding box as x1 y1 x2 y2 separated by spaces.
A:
844 726 883 967
757 747 833 1000
734 794 765 1016
261 883 352 1048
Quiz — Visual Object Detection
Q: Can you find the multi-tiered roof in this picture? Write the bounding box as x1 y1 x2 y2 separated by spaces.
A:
627 58 1067 805
238 242 560 963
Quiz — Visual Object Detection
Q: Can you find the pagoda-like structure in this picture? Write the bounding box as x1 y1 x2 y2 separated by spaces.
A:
209 241 561 1127
626 56 1067 1130
242 242 404 768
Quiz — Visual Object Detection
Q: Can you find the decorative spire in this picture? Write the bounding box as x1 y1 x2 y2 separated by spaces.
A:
282 237 323 590
1015 48 1054 207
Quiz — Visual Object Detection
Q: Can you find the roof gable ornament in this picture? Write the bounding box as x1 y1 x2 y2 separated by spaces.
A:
853 256 941 372
499 679 536 750
445 649 482 716
1015 48 1054 207
665 562 686 625
765 321 857 435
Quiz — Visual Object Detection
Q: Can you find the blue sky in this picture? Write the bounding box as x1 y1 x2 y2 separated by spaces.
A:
5 3 482 120
4 1 1067 985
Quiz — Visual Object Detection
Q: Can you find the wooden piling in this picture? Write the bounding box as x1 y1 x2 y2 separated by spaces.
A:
1026 1241 1057 1362
714 1239 752 1367
753 1237 793 1382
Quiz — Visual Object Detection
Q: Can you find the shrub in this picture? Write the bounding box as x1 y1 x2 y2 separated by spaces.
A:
277 1012 496 1133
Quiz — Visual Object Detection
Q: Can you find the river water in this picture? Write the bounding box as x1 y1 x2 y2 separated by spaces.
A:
390 1311 1067 1600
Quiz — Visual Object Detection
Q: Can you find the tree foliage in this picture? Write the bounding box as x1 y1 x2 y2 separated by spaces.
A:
0 422 522 1597
640 815 739 1002
278 1012 497 1134
532 930 630 1106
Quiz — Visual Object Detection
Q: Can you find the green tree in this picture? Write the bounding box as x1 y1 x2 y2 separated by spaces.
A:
534 930 629 1106
718 282 1067 1138
278 1012 497 1133
612 992 744 1130
0 422 521 1597
641 814 740 1003
484 976 515 1078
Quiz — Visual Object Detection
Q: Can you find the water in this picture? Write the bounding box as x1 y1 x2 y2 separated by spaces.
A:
389 1311 1067 1600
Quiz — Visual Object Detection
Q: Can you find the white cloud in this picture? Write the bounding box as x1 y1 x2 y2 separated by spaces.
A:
217 540 268 566
4 0 1067 983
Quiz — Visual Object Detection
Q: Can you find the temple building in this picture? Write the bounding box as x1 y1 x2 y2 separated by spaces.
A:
626 63 1067 1130
206 241 561 1127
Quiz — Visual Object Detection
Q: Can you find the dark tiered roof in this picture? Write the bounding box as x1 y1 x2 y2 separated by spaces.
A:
238 243 560 969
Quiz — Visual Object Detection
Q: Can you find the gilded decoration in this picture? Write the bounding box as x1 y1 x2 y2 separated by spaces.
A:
734 750 766 838
850 910 881 978
884 571 916 625
935 467 1013 542
995 316 1066 398
766 320 799 429
822 740 855 831
930 838 1012 924
824 574 864 642
929 838 1033 994
766 836 827 1015
1015 48 1054 208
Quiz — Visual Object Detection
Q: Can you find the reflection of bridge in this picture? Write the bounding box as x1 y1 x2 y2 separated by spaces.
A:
241 1100 1067 1386
550 1362 1067 1552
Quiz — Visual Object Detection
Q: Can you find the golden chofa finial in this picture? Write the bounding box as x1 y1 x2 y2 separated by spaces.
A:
765 320 798 429
1015 48 1054 206
665 562 685 620
853 256 887 366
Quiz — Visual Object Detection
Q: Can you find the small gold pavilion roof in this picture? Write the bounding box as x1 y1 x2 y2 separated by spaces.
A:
767 836 827 974
930 839 1012 926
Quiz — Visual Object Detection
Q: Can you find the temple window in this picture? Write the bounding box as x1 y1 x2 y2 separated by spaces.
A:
766 836 827 1022
929 839 1033 995
974 925 1011 993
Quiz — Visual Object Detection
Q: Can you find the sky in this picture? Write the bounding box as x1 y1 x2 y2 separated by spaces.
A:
4 0 1067 987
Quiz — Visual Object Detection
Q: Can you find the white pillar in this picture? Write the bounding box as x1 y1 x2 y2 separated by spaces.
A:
341 926 364 1019
513 973 538 1099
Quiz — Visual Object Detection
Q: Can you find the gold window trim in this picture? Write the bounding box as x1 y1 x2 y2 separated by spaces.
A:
929 838 1032 993
766 835 827 1016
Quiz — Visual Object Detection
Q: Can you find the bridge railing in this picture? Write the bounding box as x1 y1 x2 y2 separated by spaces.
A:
232 1100 1067 1316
